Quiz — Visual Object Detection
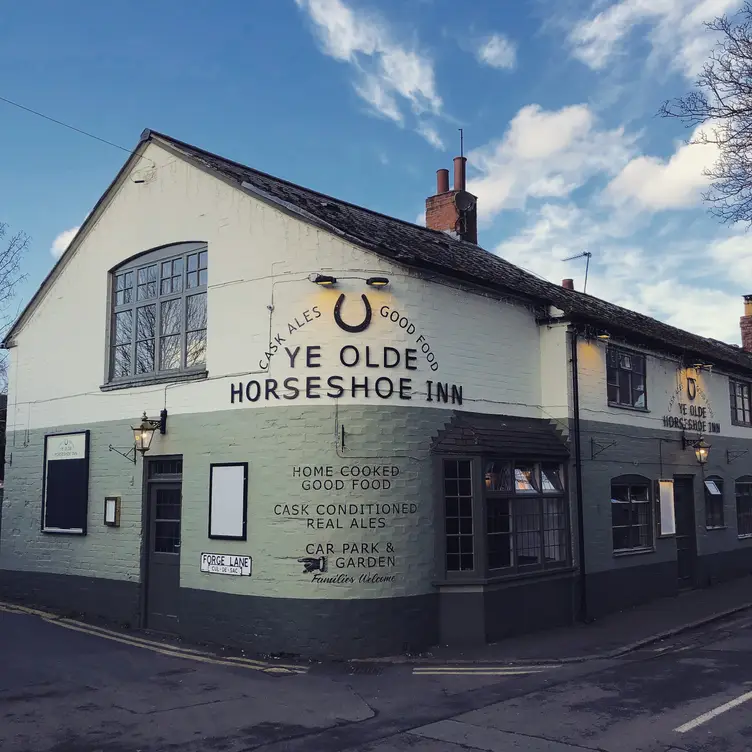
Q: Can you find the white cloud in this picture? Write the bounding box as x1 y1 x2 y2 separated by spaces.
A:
494 202 743 342
569 0 743 78
603 123 718 211
295 0 442 124
467 104 637 221
50 226 80 259
416 121 444 149
477 33 517 70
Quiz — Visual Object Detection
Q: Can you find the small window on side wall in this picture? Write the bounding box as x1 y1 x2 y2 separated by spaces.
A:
735 476 752 537
607 347 647 409
109 243 207 385
704 476 725 529
611 476 653 552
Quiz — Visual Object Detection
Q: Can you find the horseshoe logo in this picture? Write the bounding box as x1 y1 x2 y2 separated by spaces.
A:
334 293 372 333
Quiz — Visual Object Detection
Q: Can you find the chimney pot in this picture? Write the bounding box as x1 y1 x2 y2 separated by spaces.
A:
453 156 467 192
562 278 575 290
742 295 752 352
436 169 449 194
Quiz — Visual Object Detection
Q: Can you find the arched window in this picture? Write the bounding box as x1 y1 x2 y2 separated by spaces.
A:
611 474 653 552
735 475 752 537
108 242 207 384
704 475 725 529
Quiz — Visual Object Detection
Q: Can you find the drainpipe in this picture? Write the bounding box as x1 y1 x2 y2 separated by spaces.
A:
570 328 588 623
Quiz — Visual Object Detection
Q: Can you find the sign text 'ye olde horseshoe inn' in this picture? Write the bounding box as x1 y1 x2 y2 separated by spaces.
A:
229 294 464 406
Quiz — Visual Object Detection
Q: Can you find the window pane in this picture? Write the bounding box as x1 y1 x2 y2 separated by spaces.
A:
199 269 208 286
186 330 207 367
187 271 199 289
485 461 512 491
444 459 474 572
114 310 132 345
137 305 156 340
630 485 649 502
543 497 567 563
172 273 183 293
161 278 172 295
136 339 154 374
618 370 630 405
514 463 538 493
160 335 181 370
541 463 563 492
631 373 646 408
112 345 131 378
199 250 208 269
173 258 183 274
161 299 181 335
187 253 198 272
154 520 181 553
514 498 541 565
186 293 207 331
607 383 619 403
161 261 171 278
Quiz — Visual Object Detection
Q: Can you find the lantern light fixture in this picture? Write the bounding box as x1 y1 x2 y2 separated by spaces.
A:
109 409 168 464
596 330 611 341
683 433 710 465
366 276 390 288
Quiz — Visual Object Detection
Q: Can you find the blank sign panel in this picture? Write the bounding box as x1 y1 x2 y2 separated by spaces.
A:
209 463 248 540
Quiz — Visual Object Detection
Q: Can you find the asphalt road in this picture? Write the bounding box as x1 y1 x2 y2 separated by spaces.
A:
2 601 752 751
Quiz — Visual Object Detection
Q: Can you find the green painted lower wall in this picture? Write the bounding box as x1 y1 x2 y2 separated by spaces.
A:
0 404 453 601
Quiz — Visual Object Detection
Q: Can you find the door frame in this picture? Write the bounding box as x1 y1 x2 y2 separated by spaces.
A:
673 473 698 590
139 454 183 629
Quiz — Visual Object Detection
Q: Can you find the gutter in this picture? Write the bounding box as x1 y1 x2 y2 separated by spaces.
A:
570 327 588 623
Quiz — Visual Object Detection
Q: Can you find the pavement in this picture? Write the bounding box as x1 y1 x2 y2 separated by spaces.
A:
397 574 752 665
2 577 752 750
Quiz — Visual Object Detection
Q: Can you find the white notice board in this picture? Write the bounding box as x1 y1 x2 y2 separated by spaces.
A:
209 463 248 540
658 479 676 537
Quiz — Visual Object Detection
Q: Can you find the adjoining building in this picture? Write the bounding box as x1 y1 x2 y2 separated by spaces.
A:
1 130 751 658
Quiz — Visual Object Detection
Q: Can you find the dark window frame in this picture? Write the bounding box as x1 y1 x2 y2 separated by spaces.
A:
440 457 571 581
106 242 208 387
611 474 655 554
735 475 752 538
606 346 648 411
729 380 752 427
704 475 725 530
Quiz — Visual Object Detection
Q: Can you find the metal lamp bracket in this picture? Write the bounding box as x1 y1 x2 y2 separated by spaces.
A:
590 438 617 460
727 449 749 465
109 444 136 465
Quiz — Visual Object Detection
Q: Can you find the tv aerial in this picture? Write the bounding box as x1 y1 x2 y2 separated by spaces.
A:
563 251 592 294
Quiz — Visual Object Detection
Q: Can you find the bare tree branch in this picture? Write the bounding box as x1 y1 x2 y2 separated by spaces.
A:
661 2 752 225
0 223 29 392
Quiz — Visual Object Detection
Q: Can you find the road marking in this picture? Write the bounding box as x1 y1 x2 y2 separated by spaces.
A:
413 665 558 676
0 600 307 675
674 690 752 733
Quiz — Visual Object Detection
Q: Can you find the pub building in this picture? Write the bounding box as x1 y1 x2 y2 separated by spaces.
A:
2 129 752 658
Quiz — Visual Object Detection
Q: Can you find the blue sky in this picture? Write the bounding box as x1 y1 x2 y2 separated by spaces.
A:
0 0 748 341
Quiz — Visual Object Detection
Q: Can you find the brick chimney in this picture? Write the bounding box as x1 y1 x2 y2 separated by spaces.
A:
741 295 752 352
562 279 574 290
425 157 478 244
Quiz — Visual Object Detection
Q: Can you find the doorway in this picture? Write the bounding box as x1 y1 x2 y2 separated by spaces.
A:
144 457 183 632
673 476 697 589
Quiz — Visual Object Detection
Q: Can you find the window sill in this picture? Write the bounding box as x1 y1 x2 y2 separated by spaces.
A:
101 369 208 392
607 402 649 413
737 533 752 540
730 420 752 428
706 525 727 531
435 565 575 588
613 546 655 558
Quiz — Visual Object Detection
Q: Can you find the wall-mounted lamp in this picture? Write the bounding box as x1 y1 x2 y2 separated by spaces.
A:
311 274 337 287
596 330 611 341
691 362 713 372
682 433 710 464
366 276 390 288
109 409 168 464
